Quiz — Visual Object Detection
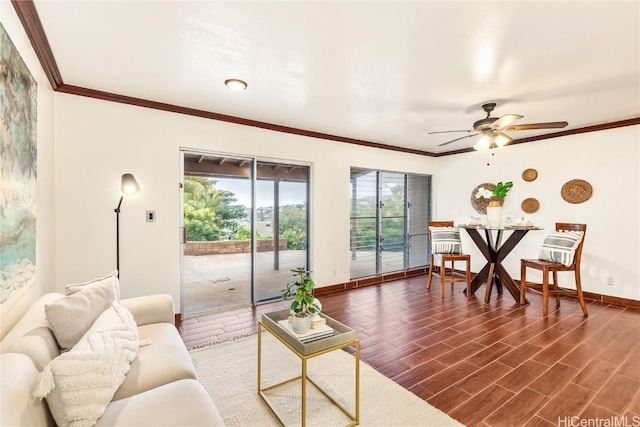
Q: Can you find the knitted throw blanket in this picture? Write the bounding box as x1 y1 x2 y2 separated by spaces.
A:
34 302 139 427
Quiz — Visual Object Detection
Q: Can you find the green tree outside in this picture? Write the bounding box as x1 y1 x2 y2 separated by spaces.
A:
184 177 248 241
183 177 308 248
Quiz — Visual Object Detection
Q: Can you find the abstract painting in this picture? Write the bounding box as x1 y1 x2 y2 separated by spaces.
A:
0 22 37 305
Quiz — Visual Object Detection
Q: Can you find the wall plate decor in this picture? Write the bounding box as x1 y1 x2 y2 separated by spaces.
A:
522 168 538 182
521 198 540 213
561 179 593 204
471 183 500 214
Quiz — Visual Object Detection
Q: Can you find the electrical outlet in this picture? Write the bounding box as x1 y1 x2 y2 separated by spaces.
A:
606 276 615 286
146 211 155 222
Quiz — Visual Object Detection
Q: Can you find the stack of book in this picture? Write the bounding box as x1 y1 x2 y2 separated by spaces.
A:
277 319 334 343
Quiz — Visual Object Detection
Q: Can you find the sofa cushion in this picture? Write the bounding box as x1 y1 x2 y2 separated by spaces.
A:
1 353 54 427
97 379 224 426
45 280 116 351
34 302 139 427
120 294 175 326
112 322 197 401
65 270 120 300
0 293 63 370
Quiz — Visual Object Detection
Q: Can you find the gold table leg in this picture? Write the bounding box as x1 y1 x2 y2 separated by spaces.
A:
257 320 360 426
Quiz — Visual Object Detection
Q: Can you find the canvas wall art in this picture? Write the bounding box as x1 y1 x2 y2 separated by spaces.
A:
0 22 38 305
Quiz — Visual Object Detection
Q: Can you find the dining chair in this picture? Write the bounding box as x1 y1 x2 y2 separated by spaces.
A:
426 221 471 298
520 223 588 316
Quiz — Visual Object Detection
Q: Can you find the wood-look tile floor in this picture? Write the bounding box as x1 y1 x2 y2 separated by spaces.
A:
179 276 640 427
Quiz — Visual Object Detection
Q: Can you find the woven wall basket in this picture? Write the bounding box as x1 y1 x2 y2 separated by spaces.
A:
521 198 540 213
561 179 593 204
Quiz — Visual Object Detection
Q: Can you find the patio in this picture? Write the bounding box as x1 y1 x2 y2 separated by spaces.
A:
182 250 307 317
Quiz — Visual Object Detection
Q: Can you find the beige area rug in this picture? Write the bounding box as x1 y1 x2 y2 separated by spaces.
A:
190 333 464 427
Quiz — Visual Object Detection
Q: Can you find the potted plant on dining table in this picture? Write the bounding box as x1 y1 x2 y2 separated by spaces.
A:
476 181 513 227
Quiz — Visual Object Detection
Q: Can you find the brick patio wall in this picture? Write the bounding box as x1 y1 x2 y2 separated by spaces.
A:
184 239 288 256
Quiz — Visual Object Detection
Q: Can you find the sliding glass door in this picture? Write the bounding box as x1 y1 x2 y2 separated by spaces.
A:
254 161 309 303
181 151 309 317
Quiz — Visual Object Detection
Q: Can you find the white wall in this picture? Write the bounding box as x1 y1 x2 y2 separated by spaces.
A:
0 2 56 338
434 126 640 300
53 93 438 311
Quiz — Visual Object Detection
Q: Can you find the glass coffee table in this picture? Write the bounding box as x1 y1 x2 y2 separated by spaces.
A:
258 308 360 427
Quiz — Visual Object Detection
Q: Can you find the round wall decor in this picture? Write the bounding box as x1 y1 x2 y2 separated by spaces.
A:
521 198 540 213
522 168 538 182
471 183 500 214
561 179 593 204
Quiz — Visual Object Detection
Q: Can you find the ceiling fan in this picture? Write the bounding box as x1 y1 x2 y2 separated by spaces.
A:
430 103 568 149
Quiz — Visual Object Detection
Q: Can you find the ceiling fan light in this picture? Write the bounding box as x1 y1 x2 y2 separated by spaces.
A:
474 134 492 150
494 131 513 147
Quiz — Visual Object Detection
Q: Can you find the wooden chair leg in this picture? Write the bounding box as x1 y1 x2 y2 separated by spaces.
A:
552 271 560 305
450 260 455 290
575 269 588 317
485 263 495 303
427 255 434 289
441 259 446 298
542 268 549 316
520 262 527 305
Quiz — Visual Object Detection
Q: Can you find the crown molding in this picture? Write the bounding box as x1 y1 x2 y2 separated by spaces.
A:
55 84 436 157
11 0 62 89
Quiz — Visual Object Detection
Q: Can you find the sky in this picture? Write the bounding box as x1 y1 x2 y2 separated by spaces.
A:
216 177 306 208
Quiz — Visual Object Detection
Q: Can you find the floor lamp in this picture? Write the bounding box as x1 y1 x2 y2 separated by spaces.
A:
115 173 141 277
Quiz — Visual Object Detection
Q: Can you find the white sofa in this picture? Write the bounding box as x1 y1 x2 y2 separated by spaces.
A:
0 293 224 426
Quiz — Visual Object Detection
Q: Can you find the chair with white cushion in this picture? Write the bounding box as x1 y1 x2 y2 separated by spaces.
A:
520 223 588 316
426 221 471 298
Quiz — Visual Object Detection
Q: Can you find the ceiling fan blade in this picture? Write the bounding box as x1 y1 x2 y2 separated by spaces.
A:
504 121 568 131
492 114 523 129
438 133 479 147
428 130 474 135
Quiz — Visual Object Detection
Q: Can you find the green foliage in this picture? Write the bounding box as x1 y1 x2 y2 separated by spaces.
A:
279 206 307 250
183 204 220 241
230 228 252 241
492 181 513 199
183 177 248 241
183 177 308 247
281 267 319 317
351 182 406 253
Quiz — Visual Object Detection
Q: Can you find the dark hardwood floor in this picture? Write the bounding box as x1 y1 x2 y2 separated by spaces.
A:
179 275 640 427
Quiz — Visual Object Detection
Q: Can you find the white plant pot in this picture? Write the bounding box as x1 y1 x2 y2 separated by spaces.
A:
291 315 311 334
486 205 502 228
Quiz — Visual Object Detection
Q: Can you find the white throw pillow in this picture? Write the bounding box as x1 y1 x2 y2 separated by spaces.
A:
34 301 139 427
45 280 117 351
66 270 120 300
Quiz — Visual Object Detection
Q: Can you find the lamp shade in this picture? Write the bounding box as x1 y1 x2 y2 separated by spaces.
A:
121 173 140 195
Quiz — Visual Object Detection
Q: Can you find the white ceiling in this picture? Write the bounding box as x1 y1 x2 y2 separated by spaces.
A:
33 1 639 154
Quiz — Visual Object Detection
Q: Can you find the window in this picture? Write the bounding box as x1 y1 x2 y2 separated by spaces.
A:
349 168 431 279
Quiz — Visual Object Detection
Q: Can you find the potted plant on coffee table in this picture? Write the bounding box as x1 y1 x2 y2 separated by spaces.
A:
281 267 320 334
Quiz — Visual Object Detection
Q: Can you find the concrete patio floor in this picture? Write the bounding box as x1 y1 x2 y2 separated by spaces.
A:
182 250 307 317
